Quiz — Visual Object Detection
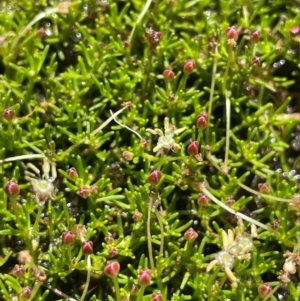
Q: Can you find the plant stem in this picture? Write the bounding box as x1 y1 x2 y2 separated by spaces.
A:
112 277 121 301
223 47 233 169
155 208 164 256
128 0 153 45
80 255 91 301
206 46 218 144
147 197 155 272
136 285 146 301
201 187 270 230
32 205 43 236
142 50 153 101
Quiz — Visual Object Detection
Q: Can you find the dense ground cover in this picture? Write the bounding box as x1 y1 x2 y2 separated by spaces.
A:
1 0 300 300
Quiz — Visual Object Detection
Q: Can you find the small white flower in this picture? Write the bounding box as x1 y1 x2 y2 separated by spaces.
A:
146 117 186 155
25 158 57 206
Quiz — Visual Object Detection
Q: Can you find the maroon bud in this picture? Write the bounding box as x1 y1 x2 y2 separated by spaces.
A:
62 231 75 245
258 283 272 298
22 287 32 299
252 56 261 65
105 233 115 244
123 40 129 48
11 264 25 277
151 292 163 301
196 112 207 129
184 228 198 243
271 219 280 230
183 60 196 74
250 30 260 43
187 141 199 156
226 26 238 40
148 170 162 185
168 94 175 101
258 183 270 194
122 151 134 161
225 198 235 207
104 261 120 278
3 108 16 120
82 241 93 255
197 193 209 206
4 180 20 198
140 139 149 147
133 211 143 221
67 167 78 179
37 27 46 37
108 247 118 257
77 186 89 199
131 284 138 294
90 185 98 195
183 168 193 177
290 26 300 37
138 269 151 286
163 69 175 81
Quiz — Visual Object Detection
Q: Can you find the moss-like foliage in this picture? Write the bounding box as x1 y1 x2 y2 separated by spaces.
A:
1 0 300 300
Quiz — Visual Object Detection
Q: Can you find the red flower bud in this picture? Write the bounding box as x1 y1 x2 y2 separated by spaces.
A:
225 198 235 207
257 283 272 298
62 231 75 245
90 185 98 195
3 108 16 120
104 261 120 278
140 139 149 147
108 247 118 257
290 26 300 37
197 193 209 206
151 292 163 301
4 180 20 198
196 112 207 129
105 234 115 244
22 287 32 299
226 26 238 40
67 167 78 179
252 56 261 65
258 183 270 194
184 228 198 243
122 151 134 161
77 186 89 199
82 241 93 255
133 210 143 221
11 264 25 277
187 141 199 156
163 69 175 81
138 269 151 286
148 170 162 185
183 60 196 74
250 30 260 43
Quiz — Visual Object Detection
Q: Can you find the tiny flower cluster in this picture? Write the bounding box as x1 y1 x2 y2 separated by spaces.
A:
147 117 186 155
278 250 300 283
206 222 254 282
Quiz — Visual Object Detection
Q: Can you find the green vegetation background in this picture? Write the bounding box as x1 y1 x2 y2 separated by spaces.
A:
0 0 300 300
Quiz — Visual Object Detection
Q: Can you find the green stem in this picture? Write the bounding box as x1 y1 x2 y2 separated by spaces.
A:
206 46 218 144
136 285 146 301
29 281 43 301
32 205 43 236
223 47 233 169
142 50 153 101
128 0 153 45
112 277 121 301
147 198 155 272
80 255 91 301
155 208 164 256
